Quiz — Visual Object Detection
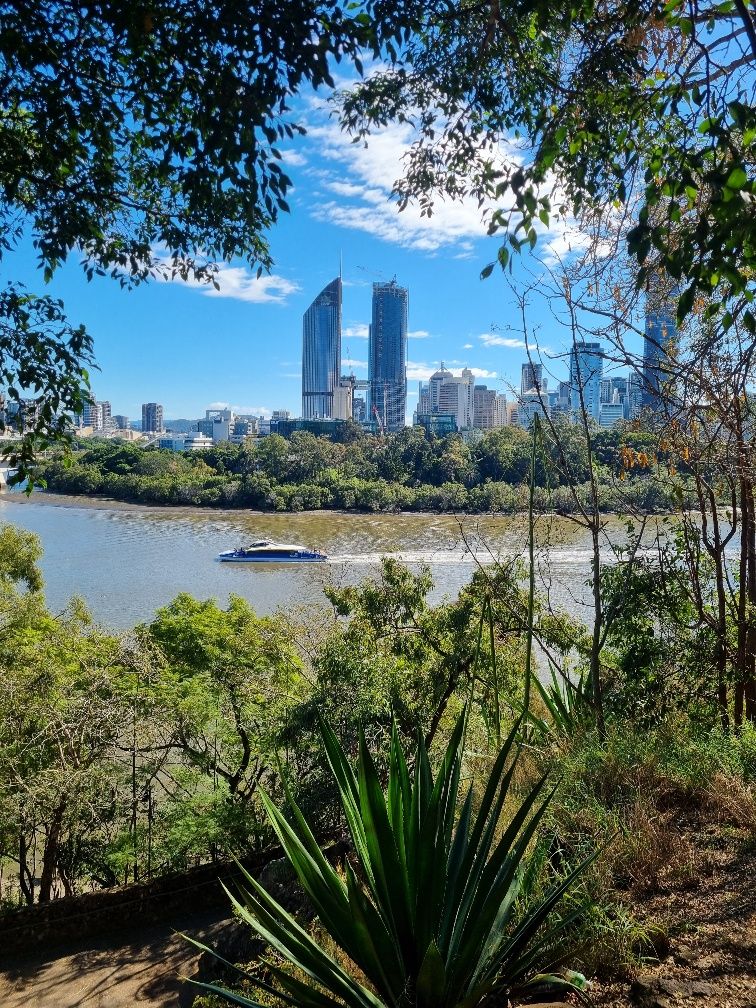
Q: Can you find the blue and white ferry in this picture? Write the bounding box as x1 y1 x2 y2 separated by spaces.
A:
217 540 327 562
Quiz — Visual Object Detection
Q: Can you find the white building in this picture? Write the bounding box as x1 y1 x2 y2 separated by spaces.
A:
437 368 475 430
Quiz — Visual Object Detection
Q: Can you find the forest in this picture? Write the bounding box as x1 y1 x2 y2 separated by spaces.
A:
36 422 682 515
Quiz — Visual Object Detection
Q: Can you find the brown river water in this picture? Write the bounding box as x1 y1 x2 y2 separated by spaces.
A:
0 491 640 630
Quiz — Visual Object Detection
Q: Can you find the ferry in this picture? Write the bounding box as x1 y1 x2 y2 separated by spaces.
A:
217 541 327 562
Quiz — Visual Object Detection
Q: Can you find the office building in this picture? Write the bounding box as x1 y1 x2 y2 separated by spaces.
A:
302 276 342 419
643 286 676 413
141 402 164 434
626 371 644 420
599 402 625 428
473 385 507 430
113 414 129 430
353 395 366 424
569 341 603 422
271 410 291 422
332 376 357 421
438 368 475 431
428 366 453 412
518 391 550 428
369 279 408 433
521 361 546 394
415 413 457 436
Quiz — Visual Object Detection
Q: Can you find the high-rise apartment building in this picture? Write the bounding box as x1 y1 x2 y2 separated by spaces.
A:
474 385 507 430
569 342 603 422
643 287 676 413
521 361 546 394
438 368 475 431
81 394 98 428
302 277 342 419
369 279 408 433
142 402 164 434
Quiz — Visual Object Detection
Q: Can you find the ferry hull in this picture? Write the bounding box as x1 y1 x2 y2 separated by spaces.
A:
218 552 327 563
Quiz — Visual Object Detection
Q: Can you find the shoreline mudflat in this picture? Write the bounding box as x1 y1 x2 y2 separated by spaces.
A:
0 490 365 519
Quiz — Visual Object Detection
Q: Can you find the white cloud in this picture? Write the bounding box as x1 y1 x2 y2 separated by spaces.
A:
342 358 367 370
155 256 301 304
479 333 527 349
344 323 369 339
463 343 474 349
303 99 595 263
280 149 307 167
201 267 300 304
405 360 498 381
305 120 502 253
206 401 272 418
408 329 432 339
406 361 438 381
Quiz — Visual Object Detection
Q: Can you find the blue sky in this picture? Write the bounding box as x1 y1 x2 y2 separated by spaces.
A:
6 87 628 423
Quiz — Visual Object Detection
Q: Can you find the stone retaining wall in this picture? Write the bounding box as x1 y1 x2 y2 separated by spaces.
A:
0 851 277 961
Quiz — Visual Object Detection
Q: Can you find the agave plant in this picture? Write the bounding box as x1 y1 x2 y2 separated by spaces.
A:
525 667 592 739
190 713 591 1008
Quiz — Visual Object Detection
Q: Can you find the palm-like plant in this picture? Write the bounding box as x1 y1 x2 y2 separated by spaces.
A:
190 714 591 1008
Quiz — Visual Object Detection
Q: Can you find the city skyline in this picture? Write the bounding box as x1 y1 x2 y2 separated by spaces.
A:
3 68 653 423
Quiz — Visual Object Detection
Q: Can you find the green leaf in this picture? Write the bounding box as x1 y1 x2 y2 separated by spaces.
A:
725 166 747 189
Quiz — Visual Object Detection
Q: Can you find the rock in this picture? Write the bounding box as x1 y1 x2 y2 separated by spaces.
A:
657 976 685 996
631 972 658 999
690 981 715 997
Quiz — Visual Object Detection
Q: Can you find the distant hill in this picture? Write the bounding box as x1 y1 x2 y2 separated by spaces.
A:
164 419 198 433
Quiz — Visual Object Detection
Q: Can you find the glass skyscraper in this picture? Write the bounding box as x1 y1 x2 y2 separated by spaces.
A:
302 277 342 419
369 279 408 433
642 294 676 413
569 341 603 423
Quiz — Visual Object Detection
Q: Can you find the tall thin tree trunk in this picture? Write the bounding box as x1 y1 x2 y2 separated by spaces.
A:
18 834 33 906
746 477 756 721
38 802 65 904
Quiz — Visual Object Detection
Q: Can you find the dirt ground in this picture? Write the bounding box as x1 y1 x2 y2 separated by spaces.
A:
592 824 756 1008
1 826 753 1008
0 906 231 1008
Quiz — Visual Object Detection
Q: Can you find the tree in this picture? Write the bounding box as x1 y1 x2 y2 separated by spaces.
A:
0 1 424 479
147 595 305 825
0 595 130 903
340 1 756 327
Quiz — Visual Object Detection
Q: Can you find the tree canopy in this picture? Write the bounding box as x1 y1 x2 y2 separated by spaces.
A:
0 0 423 478
340 0 756 327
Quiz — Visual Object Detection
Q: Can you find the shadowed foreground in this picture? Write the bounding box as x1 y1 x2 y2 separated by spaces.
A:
0 906 229 1008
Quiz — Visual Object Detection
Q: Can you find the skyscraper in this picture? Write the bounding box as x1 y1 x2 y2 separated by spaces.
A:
369 279 408 433
569 342 603 422
302 276 342 419
142 402 164 434
521 361 545 394
643 283 677 413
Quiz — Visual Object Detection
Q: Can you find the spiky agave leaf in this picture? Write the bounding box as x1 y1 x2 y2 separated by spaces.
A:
191 708 592 1008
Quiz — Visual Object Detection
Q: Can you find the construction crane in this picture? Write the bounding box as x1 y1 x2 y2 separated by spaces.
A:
372 403 386 436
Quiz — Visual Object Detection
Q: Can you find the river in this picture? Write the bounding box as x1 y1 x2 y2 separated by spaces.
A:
0 492 629 629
